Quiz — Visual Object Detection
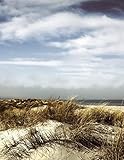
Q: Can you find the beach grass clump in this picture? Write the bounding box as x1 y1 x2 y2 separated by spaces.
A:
76 107 124 127
0 107 46 130
0 99 81 130
101 129 124 160
42 99 81 124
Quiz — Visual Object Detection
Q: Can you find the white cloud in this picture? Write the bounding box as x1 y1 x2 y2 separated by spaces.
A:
0 0 85 19
0 10 123 46
0 58 62 67
3 0 88 8
0 54 124 89
49 15 124 56
0 0 124 96
0 12 96 41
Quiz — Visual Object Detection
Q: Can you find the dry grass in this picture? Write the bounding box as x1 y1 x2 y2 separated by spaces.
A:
0 99 81 130
76 107 124 127
101 129 124 160
43 99 80 123
0 99 124 130
0 107 46 130
0 99 124 160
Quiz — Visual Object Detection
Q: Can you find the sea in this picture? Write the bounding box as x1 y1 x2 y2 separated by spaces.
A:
77 99 124 106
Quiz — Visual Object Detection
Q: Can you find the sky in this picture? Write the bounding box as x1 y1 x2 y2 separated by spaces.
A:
0 0 124 99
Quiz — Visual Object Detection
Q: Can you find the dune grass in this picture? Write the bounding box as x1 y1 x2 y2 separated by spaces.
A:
0 99 124 130
76 107 124 127
0 99 124 160
100 129 124 160
0 99 81 130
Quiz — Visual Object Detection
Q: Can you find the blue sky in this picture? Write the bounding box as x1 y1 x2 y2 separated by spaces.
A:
0 0 124 99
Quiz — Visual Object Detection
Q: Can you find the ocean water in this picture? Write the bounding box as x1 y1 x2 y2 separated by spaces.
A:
77 99 124 106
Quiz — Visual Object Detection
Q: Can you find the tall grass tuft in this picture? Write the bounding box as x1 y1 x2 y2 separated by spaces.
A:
101 129 124 160
76 107 124 127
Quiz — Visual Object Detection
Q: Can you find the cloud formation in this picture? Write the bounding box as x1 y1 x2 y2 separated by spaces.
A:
78 0 124 15
0 58 61 67
0 0 124 98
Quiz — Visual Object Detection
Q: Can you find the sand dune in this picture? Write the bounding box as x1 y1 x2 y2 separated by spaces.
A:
0 99 124 160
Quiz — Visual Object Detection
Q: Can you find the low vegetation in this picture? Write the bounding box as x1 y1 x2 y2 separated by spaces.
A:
0 99 124 160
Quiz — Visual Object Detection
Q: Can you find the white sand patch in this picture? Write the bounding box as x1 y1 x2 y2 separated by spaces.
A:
0 120 64 160
0 128 28 148
0 128 28 160
0 120 91 160
83 105 124 110
28 144 89 160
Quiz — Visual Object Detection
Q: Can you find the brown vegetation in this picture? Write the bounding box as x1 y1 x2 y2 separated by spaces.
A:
0 99 124 160
76 107 124 127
